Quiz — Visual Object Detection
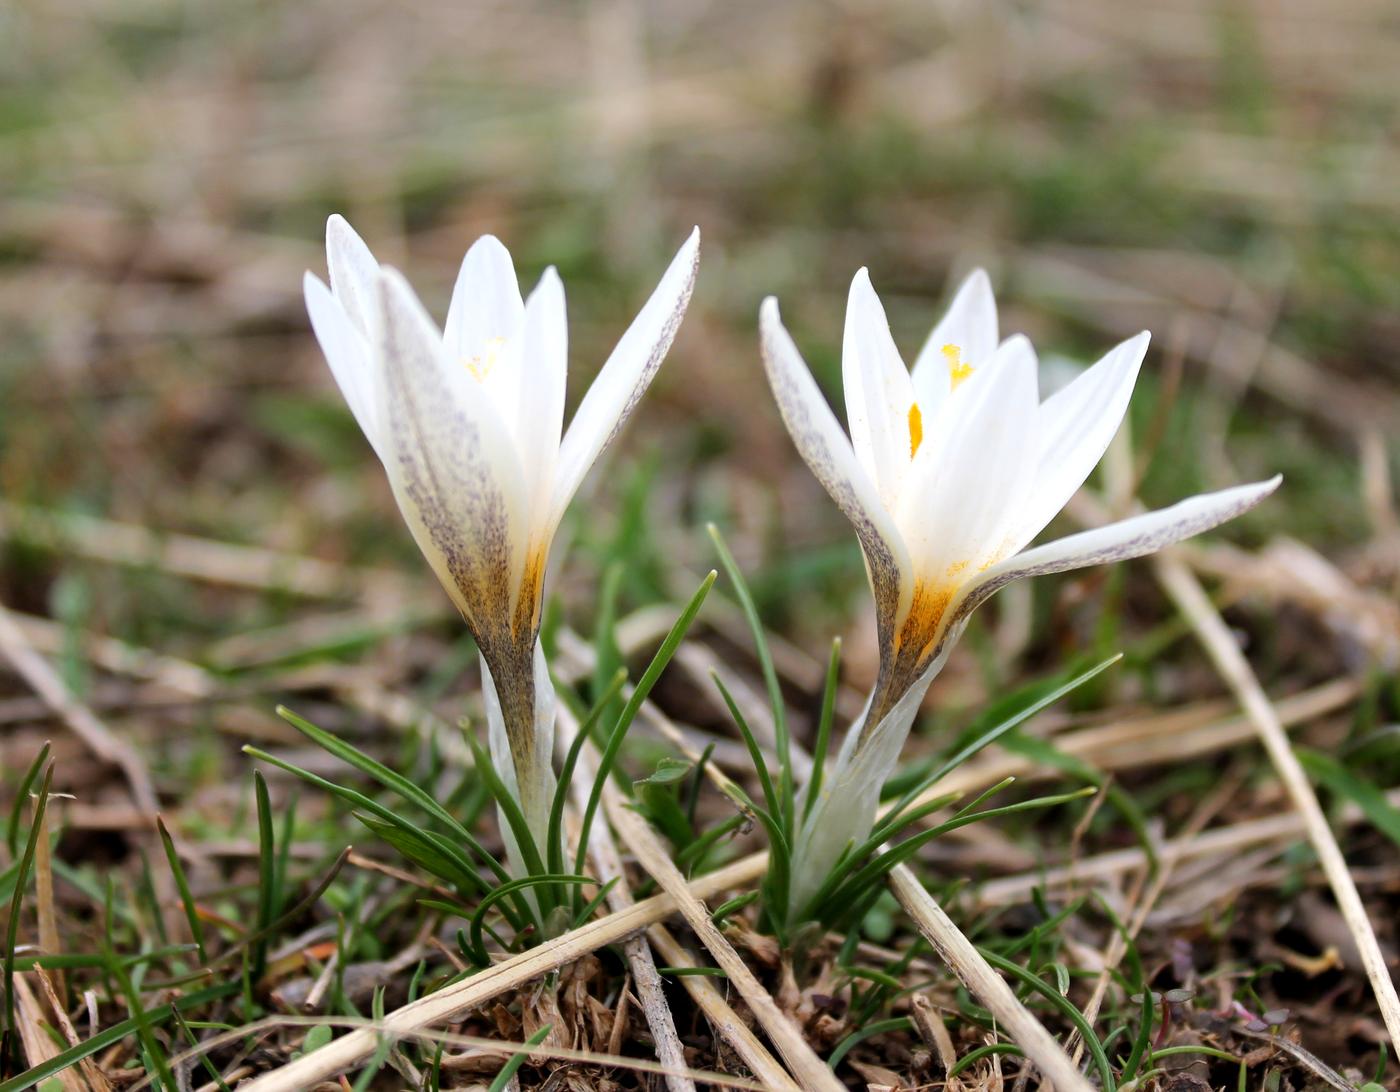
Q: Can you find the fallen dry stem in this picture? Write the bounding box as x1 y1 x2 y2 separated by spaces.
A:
890 865 1094 1092
556 705 695 1092
141 1014 770 1092
0 601 157 814
237 853 769 1091
974 786 1400 906
605 792 845 1092
647 923 800 1091
1156 553 1400 1047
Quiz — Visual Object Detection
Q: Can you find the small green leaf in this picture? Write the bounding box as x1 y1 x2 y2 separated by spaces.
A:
1298 748 1400 849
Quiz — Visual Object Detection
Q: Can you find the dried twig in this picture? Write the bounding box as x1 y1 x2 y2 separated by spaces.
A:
605 794 844 1092
647 923 801 1091
0 601 157 815
890 866 1094 1092
1156 554 1400 1047
237 853 769 1091
556 705 695 1092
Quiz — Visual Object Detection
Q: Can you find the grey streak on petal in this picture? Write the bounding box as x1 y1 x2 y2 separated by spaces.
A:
761 319 904 649
600 240 699 455
378 287 515 649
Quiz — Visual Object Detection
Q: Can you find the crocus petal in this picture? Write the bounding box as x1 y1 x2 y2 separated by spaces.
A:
843 268 916 508
760 296 914 638
951 476 1283 627
550 227 700 530
326 214 381 338
910 268 998 408
443 234 525 428
304 271 382 458
897 335 1041 580
1011 332 1149 551
788 661 936 917
483 641 559 878
517 267 568 533
374 267 528 636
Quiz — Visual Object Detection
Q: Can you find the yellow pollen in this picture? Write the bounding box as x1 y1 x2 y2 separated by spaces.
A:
908 402 924 457
942 343 974 389
464 336 506 381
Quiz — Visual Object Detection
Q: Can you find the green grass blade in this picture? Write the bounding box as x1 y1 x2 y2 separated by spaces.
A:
3 763 52 1069
572 878 619 929
710 671 782 826
155 817 207 966
5 743 49 858
827 1016 912 1071
979 949 1116 1090
487 1024 551 1092
242 746 498 896
464 731 550 919
708 525 795 836
250 770 277 982
1298 747 1400 848
880 656 1120 834
803 637 842 824
0 982 239 1092
469 875 596 963
275 704 506 879
547 667 627 876
572 572 716 905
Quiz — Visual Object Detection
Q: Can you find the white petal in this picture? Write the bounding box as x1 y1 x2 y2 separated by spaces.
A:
482 641 559 879
326 214 381 338
896 335 1041 580
789 664 934 915
760 296 914 636
843 268 916 508
550 227 700 528
443 234 526 429
1012 332 1150 550
304 271 382 458
952 476 1283 624
911 268 998 405
374 267 528 636
517 267 568 535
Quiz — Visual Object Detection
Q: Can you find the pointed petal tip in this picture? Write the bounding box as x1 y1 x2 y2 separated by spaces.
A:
1122 329 1152 357
956 267 993 297
325 213 361 250
466 233 512 260
674 227 702 270
759 295 783 327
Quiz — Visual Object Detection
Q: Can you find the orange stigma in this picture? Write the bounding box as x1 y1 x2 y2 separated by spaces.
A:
942 343 974 389
908 402 924 457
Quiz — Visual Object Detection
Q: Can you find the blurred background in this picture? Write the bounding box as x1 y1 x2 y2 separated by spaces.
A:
1 0 1399 1077
1 0 1399 1011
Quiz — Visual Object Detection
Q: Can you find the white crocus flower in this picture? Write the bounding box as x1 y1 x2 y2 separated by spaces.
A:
761 267 1279 917
304 216 700 868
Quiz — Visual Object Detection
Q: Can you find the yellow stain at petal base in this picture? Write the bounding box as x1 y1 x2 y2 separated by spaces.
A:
941 343 974 390
464 336 506 382
907 402 924 458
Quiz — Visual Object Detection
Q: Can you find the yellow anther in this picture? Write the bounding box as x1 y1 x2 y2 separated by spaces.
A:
908 402 924 458
464 336 506 381
942 343 974 389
